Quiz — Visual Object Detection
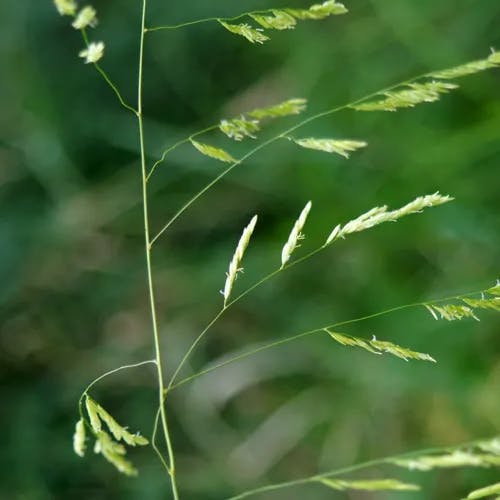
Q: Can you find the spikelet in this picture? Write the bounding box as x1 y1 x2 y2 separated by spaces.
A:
425 285 500 322
425 304 479 321
293 138 367 158
466 482 500 500
53 0 77 16
487 281 500 296
85 396 102 433
85 396 149 447
248 98 307 119
462 297 500 312
220 116 260 141
352 81 458 112
324 193 453 246
73 419 86 457
79 41 105 64
72 6 98 30
370 336 436 362
325 329 435 362
393 192 453 216
286 0 348 20
191 140 236 163
316 478 419 492
281 201 312 268
218 21 270 44
250 10 297 30
392 450 495 471
222 215 258 305
478 437 500 455
326 330 380 354
431 50 500 79
94 431 138 476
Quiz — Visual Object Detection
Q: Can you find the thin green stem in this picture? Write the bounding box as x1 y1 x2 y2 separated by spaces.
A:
137 1 179 498
169 289 481 391
151 407 171 475
166 307 226 391
146 125 218 181
80 29 137 115
149 70 435 246
224 437 491 499
166 247 324 388
145 9 277 33
77 359 156 418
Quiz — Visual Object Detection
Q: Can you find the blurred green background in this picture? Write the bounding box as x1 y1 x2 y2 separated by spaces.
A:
1 1 499 499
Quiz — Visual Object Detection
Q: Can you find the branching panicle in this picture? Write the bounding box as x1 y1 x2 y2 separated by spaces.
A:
54 0 500 495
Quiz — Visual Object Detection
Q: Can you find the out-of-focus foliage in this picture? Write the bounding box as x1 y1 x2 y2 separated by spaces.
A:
0 1 499 499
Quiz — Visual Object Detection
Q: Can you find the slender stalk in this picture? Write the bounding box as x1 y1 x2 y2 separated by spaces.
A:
149 71 433 246
145 9 277 33
169 289 482 391
137 1 179 498
80 29 137 115
224 437 490 500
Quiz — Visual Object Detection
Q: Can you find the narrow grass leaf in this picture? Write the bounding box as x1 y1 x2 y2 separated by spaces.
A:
317 478 419 491
218 21 269 44
191 140 236 163
281 201 312 268
293 137 367 158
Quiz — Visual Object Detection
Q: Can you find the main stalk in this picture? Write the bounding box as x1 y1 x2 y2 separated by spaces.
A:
137 1 179 498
